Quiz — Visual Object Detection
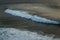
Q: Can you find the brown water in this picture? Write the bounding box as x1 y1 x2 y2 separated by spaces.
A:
0 3 60 38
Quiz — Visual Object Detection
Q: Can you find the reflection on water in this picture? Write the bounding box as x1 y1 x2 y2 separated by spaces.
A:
0 28 60 40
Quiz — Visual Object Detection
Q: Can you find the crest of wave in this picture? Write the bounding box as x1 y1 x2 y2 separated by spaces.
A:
5 9 60 24
0 28 60 40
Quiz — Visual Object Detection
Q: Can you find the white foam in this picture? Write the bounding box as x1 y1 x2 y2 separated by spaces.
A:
0 28 60 40
5 9 60 24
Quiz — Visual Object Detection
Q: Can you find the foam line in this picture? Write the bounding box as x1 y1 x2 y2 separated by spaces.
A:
5 9 60 24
